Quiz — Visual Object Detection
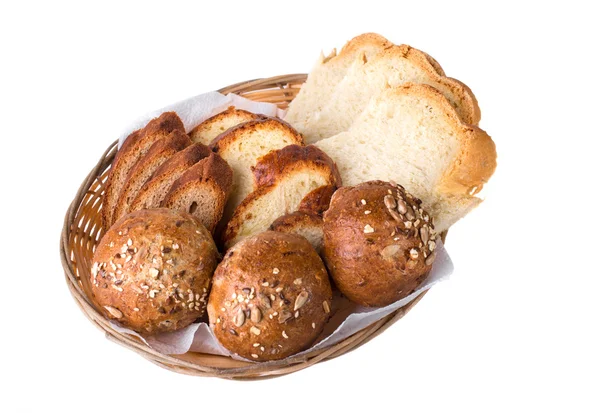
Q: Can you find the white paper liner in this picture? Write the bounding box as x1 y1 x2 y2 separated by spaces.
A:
109 92 454 361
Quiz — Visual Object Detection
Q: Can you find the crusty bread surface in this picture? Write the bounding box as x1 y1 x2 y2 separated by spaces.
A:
207 231 333 361
223 145 341 248
189 106 260 145
112 130 191 224
270 211 325 253
102 112 185 231
210 117 304 224
162 152 233 233
130 143 213 213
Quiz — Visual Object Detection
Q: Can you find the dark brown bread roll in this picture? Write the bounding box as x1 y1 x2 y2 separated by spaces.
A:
90 208 219 335
323 180 438 307
207 231 332 361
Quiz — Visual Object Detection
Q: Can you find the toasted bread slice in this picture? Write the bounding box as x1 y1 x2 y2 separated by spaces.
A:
292 44 480 142
112 130 191 223
285 33 392 128
129 143 212 213
222 145 341 248
102 112 185 231
210 117 304 224
162 153 233 233
270 211 324 253
189 106 261 145
315 83 496 231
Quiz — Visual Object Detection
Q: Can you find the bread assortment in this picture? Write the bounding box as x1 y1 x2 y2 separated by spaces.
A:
207 231 333 361
91 208 219 335
94 32 496 361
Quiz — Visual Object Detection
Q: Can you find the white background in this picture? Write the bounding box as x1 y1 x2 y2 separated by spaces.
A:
1 1 599 412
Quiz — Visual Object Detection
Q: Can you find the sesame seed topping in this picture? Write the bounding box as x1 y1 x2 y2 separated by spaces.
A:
282 331 289 339
127 239 132 246
360 199 367 205
133 307 139 312
294 278 302 285
409 249 419 259
261 281 269 287
172 243 179 250
250 326 261 336
149 268 159 278
251 354 258 359
312 322 316 329
253 343 260 347
272 268 280 274
364 210 371 215
323 301 331 314
364 224 375 234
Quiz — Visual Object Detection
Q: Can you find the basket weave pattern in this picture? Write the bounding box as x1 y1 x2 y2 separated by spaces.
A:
60 74 428 379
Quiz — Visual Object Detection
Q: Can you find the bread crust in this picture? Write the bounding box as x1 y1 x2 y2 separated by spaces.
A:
374 44 480 125
210 116 304 152
189 106 260 145
102 112 185 231
90 208 219 335
130 143 213 212
223 145 342 248
323 181 437 307
112 130 191 223
207 231 332 361
389 83 495 194
252 144 342 188
298 185 336 215
162 153 233 233
270 211 324 253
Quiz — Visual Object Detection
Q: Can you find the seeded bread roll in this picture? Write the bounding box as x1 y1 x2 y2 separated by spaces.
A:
207 231 333 361
323 181 438 307
90 208 219 335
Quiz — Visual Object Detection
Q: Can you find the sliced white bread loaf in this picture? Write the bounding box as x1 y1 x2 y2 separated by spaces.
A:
162 152 233 233
112 130 192 224
222 145 341 249
284 33 392 129
315 83 496 231
294 44 481 143
270 211 324 253
129 143 212 213
189 106 260 145
102 112 185 231
210 117 304 224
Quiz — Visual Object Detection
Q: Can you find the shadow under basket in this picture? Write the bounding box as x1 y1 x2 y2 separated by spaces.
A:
60 74 441 380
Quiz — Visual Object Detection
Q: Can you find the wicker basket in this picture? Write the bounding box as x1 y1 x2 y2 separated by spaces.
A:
60 74 435 380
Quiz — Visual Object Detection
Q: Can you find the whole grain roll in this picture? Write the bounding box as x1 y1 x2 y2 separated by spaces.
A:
323 181 438 307
207 231 332 361
90 208 219 335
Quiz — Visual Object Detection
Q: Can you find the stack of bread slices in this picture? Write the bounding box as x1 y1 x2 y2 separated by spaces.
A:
102 32 496 253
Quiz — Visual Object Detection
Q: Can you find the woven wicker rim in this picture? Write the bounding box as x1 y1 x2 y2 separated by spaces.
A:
60 74 436 380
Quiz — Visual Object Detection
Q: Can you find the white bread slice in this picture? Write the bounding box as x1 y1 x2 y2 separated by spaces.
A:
270 211 324 253
129 143 212 213
222 145 341 249
295 45 481 143
210 117 304 224
189 106 260 145
284 33 392 128
112 129 191 225
315 83 496 231
102 112 185 231
162 153 233 233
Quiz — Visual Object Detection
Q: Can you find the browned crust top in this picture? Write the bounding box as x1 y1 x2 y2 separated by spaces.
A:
166 152 233 198
209 116 304 152
150 143 212 181
102 112 185 231
189 106 260 137
252 144 342 188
